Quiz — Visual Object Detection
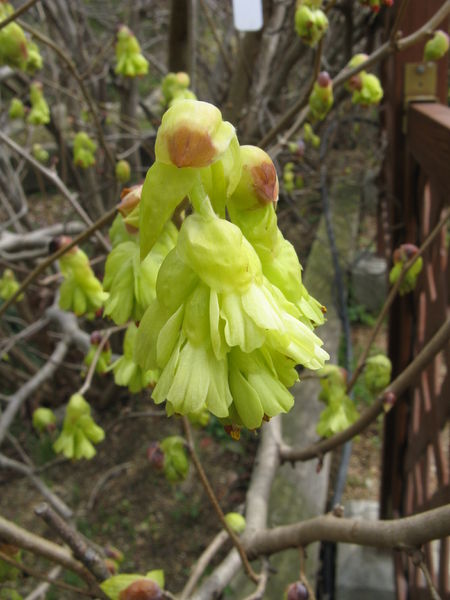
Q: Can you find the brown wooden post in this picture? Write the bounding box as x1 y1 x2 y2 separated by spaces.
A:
381 2 449 599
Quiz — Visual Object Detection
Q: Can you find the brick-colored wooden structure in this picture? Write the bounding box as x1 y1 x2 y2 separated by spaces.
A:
381 2 449 598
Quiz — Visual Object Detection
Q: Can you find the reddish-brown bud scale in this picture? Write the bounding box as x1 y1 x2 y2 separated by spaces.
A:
167 126 216 168
250 162 279 205
49 235 77 255
119 579 163 600
287 581 309 600
317 71 331 87
147 442 165 470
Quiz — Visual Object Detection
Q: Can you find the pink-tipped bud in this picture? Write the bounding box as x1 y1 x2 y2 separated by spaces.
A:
286 581 309 600
117 184 143 217
147 442 165 470
317 71 331 87
383 391 396 412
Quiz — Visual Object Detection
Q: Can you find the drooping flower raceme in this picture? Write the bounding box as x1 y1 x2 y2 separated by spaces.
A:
135 212 329 430
57 238 108 318
98 98 330 435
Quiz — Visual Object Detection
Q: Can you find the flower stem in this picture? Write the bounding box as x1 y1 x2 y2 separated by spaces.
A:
181 416 260 584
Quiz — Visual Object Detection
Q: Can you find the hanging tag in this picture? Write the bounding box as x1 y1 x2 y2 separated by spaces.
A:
232 0 263 32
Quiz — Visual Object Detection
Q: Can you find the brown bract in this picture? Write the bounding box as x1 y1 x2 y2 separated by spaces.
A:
119 579 163 600
118 185 142 217
167 125 216 168
250 162 278 205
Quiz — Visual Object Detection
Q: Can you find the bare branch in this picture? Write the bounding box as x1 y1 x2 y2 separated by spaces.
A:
182 416 259 584
180 530 228 600
0 514 102 592
244 504 450 558
0 549 98 598
0 454 73 519
0 0 39 30
0 336 71 447
34 502 111 582
0 204 117 319
280 315 450 462
0 132 111 251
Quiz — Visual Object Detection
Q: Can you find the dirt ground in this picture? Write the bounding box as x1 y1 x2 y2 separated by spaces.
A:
0 396 258 597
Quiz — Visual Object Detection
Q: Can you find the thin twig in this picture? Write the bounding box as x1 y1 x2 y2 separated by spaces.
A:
87 462 132 511
78 325 125 396
181 416 260 584
34 503 111 582
19 21 116 169
280 315 450 462
0 336 71 447
242 558 270 600
0 204 116 319
411 551 442 600
24 565 61 600
199 0 233 74
346 207 449 392
299 547 316 600
0 132 110 251
263 2 450 151
0 454 73 519
0 514 105 595
0 0 39 29
259 39 323 149
390 0 411 41
180 530 229 600
0 550 98 599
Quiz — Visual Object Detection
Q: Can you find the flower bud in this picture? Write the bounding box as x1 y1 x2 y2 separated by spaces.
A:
286 581 309 600
0 18 28 70
390 243 423 295
32 143 49 164
425 30 449 61
229 145 279 210
224 512 246 534
27 81 50 125
147 442 165 471
115 160 131 183
364 354 392 394
155 99 235 168
32 407 56 433
309 73 333 120
73 132 97 168
8 98 25 120
383 391 396 412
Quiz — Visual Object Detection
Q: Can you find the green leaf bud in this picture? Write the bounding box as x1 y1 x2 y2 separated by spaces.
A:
364 354 392 394
309 72 333 120
32 143 49 164
389 243 423 294
0 16 28 70
0 269 23 301
424 30 449 62
115 159 131 183
27 81 50 125
73 132 97 168
115 25 149 78
224 512 246 534
8 98 25 120
32 407 56 433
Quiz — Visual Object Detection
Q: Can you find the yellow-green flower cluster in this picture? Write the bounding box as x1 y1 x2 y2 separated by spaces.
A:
0 269 22 301
295 1 328 47
73 132 97 168
115 25 148 78
128 99 329 434
316 366 358 437
58 238 108 317
53 394 104 460
345 54 383 106
111 323 157 393
0 3 43 72
27 82 49 126
161 71 196 106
